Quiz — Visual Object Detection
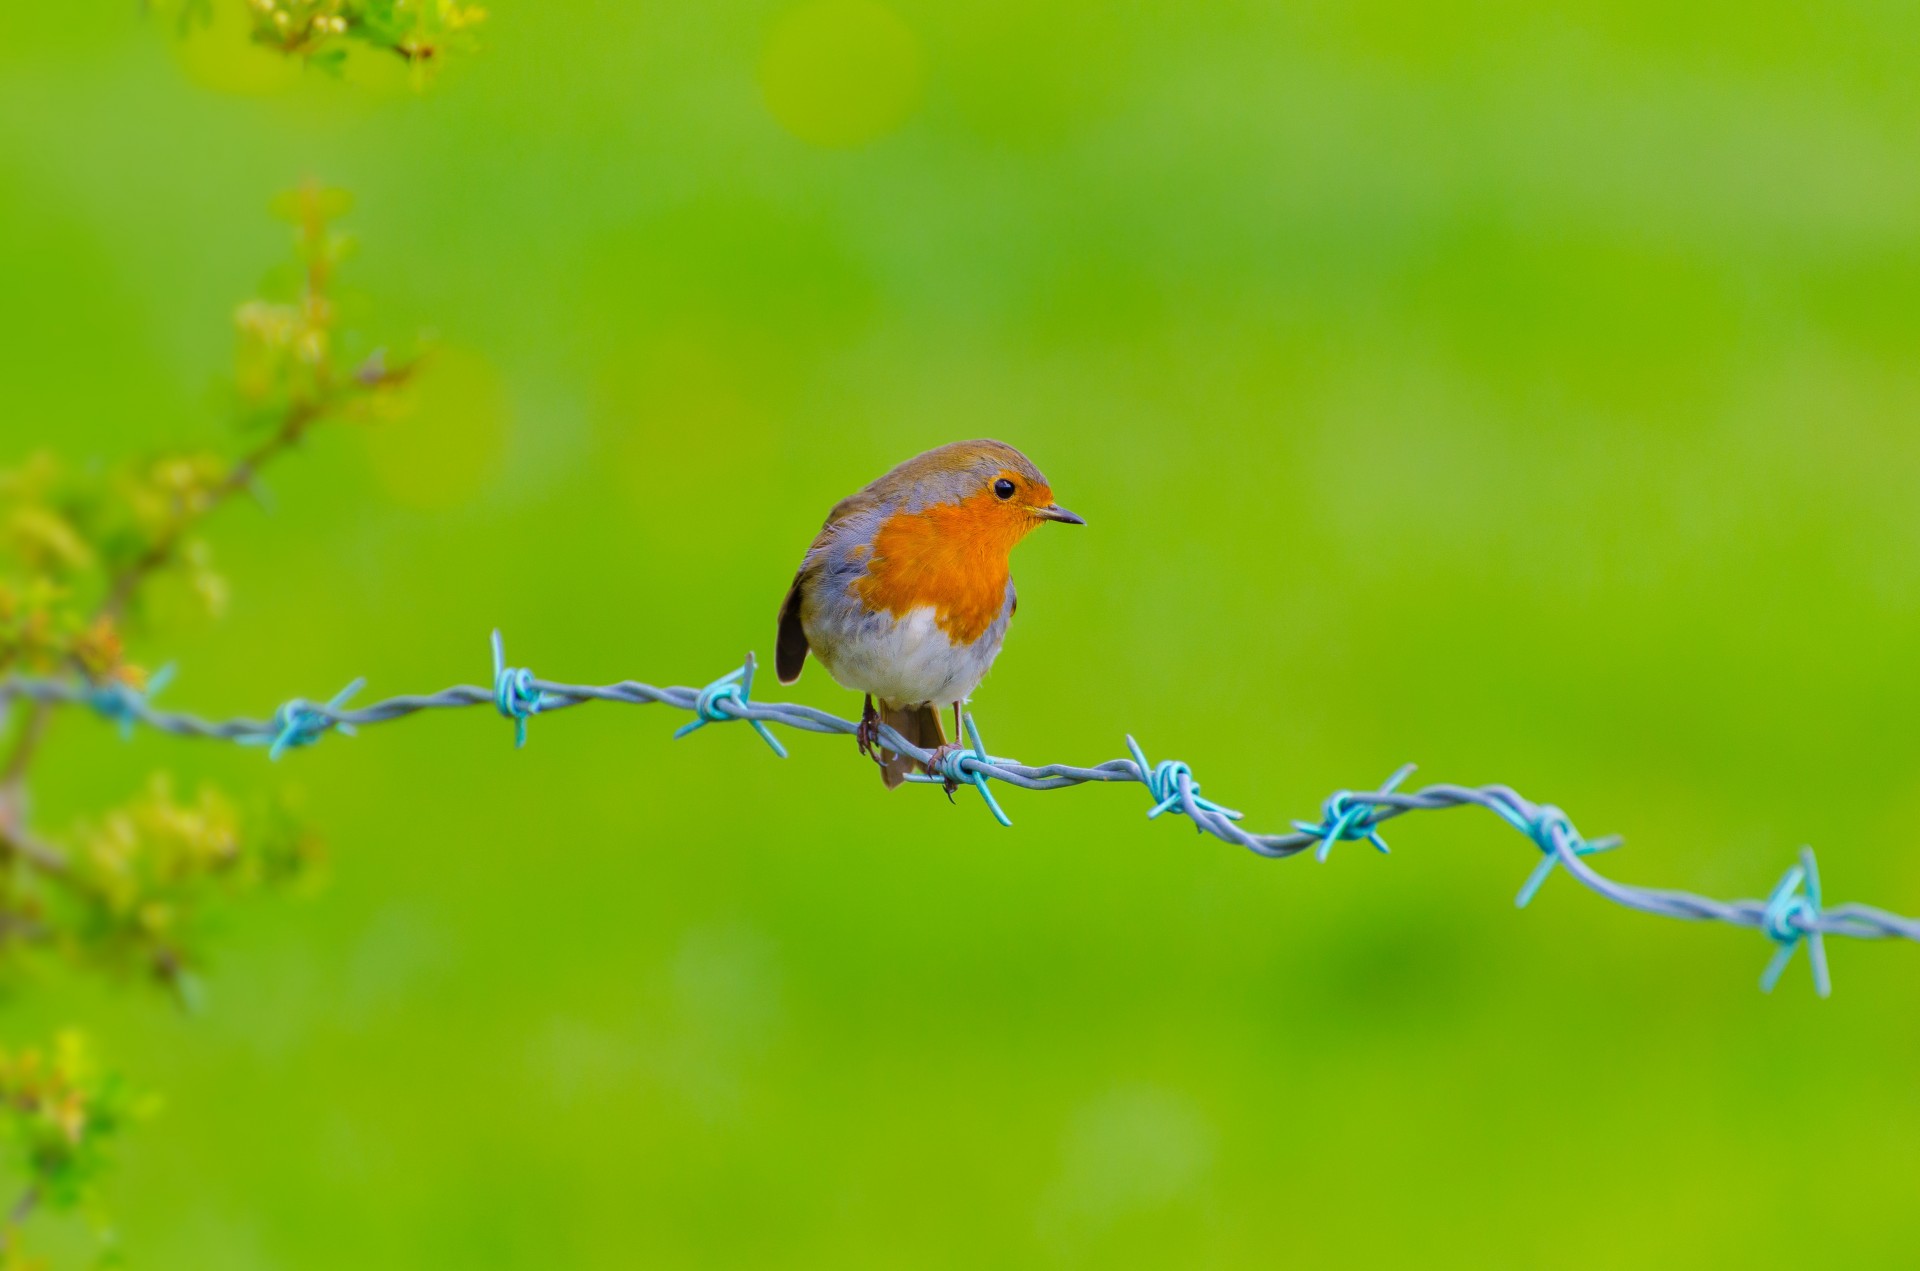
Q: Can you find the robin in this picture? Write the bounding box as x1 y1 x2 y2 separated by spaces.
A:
776 440 1084 787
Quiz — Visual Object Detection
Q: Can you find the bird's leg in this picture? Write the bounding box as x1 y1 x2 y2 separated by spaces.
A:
927 706 965 798
856 695 886 767
928 701 965 797
925 743 964 799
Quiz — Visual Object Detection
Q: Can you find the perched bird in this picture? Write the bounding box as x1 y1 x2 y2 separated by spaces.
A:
776 440 1083 787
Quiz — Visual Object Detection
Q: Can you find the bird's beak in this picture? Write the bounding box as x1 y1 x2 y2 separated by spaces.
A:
1033 503 1085 525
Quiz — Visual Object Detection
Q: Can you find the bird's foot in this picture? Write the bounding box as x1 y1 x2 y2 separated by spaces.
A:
856 696 887 768
924 742 967 798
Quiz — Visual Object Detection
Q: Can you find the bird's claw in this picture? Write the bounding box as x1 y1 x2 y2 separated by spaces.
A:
925 742 966 797
855 697 887 768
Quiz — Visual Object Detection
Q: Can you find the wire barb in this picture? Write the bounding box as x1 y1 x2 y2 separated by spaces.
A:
1296 764 1416 862
491 630 553 749
1125 736 1242 830
1760 847 1830 997
671 655 788 758
241 679 364 761
86 664 175 740
905 713 1017 827
1495 803 1625 909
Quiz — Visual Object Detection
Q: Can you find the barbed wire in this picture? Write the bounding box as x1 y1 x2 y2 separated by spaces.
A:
7 630 1916 997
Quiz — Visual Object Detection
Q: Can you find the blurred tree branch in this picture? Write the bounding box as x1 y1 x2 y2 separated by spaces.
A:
0 185 417 1265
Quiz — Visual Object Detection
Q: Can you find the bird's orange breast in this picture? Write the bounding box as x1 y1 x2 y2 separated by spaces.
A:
853 490 1035 645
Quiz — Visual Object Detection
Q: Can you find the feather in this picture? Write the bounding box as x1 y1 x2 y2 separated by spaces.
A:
775 569 811 684
877 700 946 789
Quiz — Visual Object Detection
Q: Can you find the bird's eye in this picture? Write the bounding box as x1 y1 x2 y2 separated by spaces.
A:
993 478 1016 500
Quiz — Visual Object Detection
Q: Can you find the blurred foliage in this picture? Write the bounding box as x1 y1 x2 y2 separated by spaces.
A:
0 189 410 1264
152 0 486 78
60 777 324 1006
0 1033 148 1271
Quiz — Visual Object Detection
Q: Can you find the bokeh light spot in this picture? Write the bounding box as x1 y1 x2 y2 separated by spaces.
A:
758 0 924 148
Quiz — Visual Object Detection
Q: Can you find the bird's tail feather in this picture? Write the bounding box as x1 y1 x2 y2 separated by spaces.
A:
878 702 946 789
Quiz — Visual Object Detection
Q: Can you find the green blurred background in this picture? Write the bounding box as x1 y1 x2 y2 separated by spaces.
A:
4 1 1920 1265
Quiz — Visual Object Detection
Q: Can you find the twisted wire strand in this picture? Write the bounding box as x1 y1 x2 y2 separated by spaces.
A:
5 632 1915 993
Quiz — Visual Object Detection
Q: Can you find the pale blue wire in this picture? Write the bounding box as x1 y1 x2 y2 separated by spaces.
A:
673 654 788 758
6 630 1916 995
1760 847 1829 997
1293 764 1417 862
1124 736 1242 829
1488 802 1625 908
491 630 552 749
88 663 174 740
238 678 364 761
904 713 1016 827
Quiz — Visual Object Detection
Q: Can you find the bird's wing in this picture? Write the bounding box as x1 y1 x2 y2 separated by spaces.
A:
775 491 877 685
775 560 814 684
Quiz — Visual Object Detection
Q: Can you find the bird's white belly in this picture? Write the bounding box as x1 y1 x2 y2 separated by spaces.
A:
815 604 1000 707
